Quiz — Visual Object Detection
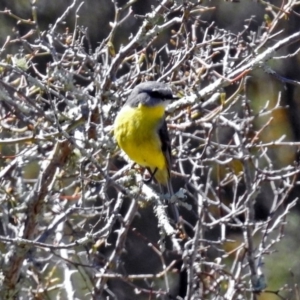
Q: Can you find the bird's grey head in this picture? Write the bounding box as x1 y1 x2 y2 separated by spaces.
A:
126 81 177 107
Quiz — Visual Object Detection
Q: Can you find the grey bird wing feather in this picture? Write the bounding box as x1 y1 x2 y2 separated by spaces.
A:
158 119 179 222
158 119 172 191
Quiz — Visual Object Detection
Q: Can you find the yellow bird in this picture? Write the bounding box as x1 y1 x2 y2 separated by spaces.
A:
114 81 179 221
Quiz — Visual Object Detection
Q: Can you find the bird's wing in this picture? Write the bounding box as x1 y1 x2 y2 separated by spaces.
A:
158 118 172 179
158 119 179 222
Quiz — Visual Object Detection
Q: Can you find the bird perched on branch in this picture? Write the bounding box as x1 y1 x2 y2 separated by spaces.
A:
114 81 179 221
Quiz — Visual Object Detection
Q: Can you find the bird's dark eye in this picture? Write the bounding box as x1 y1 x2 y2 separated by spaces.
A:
148 91 172 100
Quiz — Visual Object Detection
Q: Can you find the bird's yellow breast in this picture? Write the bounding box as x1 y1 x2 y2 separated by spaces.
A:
114 103 167 171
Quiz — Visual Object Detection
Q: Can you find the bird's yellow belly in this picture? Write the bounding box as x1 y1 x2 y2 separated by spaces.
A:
114 105 166 171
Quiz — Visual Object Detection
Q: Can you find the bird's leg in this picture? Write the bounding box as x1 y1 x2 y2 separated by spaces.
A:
143 167 158 184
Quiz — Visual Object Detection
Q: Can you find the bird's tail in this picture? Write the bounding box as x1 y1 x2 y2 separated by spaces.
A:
149 167 179 223
166 180 179 223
